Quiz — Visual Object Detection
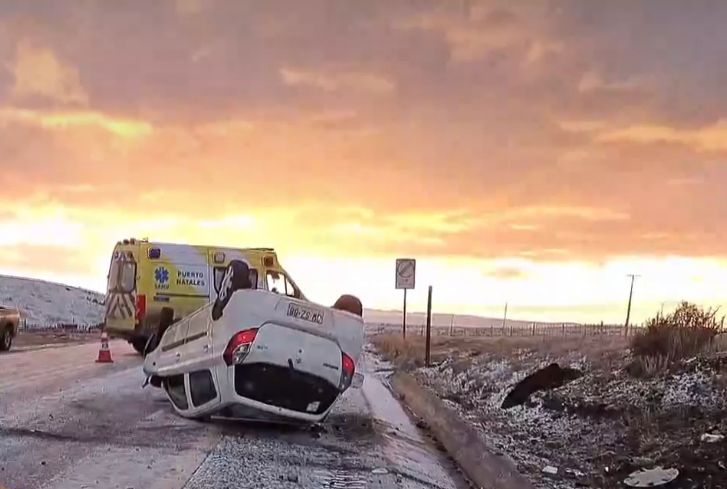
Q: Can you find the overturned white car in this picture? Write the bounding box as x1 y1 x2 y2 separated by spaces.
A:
142 260 365 424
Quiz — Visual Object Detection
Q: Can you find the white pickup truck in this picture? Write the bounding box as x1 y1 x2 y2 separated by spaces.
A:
0 306 20 352
142 260 365 424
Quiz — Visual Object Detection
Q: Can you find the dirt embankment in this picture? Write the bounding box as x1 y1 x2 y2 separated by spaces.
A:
372 332 727 489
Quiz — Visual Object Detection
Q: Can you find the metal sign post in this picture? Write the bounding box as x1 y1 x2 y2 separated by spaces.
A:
403 289 407 339
395 258 416 340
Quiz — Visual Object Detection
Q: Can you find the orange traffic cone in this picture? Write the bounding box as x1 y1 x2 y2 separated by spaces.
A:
96 331 113 363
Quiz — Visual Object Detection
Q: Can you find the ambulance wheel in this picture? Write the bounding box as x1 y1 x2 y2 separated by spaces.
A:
143 307 175 357
159 307 175 332
131 337 148 355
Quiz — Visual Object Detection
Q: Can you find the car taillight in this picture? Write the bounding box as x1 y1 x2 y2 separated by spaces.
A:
223 328 258 366
340 352 355 391
135 294 146 321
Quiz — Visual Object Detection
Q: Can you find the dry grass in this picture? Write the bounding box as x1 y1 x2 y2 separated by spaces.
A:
630 302 724 377
370 332 629 370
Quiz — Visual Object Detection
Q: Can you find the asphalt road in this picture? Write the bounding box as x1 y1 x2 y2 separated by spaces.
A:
0 340 468 489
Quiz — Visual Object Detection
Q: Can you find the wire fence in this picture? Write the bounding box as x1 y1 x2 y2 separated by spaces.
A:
366 321 634 338
18 318 103 333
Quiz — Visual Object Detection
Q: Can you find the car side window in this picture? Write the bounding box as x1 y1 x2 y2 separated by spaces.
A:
266 271 299 298
214 267 258 294
266 270 285 295
285 276 300 299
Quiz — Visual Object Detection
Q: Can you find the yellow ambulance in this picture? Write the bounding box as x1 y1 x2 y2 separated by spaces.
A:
104 238 305 354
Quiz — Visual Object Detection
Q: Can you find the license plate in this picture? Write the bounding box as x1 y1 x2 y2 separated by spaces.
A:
286 303 324 325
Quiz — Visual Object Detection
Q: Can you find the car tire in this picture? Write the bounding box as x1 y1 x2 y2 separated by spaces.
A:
332 295 363 316
0 326 12 351
131 337 148 355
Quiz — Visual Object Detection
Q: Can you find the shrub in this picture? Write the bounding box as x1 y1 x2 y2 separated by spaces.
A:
629 302 723 375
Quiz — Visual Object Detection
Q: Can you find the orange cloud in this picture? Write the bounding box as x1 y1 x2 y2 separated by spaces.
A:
10 40 88 105
577 71 642 93
596 121 727 152
279 67 395 95
2 1 727 322
0 108 152 138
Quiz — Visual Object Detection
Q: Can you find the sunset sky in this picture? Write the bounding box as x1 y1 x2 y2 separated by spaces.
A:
1 0 726 324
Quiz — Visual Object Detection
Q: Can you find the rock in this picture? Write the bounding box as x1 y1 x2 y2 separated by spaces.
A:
502 363 582 409
700 433 724 443
565 468 585 478
542 465 558 476
624 467 679 487
286 473 299 483
629 456 655 468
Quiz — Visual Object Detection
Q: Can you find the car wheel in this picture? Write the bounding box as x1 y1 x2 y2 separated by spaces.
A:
332 295 363 316
0 327 12 351
131 337 148 355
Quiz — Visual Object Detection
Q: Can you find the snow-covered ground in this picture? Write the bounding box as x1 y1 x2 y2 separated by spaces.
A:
0 274 104 327
404 338 727 489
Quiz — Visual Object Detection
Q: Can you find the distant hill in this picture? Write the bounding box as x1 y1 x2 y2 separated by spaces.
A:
0 273 593 330
0 275 104 327
363 308 583 329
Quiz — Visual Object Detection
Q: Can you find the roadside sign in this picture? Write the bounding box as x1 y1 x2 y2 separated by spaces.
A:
395 258 416 290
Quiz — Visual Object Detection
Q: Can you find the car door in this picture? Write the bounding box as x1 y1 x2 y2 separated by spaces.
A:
144 319 189 374
180 308 224 418
179 306 212 368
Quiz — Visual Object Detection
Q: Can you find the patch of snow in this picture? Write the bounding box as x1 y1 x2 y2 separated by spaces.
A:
0 275 104 327
661 370 723 410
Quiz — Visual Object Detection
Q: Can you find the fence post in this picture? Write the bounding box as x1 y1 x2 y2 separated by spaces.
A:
562 323 565 335
425 286 432 367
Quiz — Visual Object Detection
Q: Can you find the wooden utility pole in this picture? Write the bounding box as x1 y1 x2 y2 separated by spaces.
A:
502 302 508 335
425 286 433 366
625 274 640 336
